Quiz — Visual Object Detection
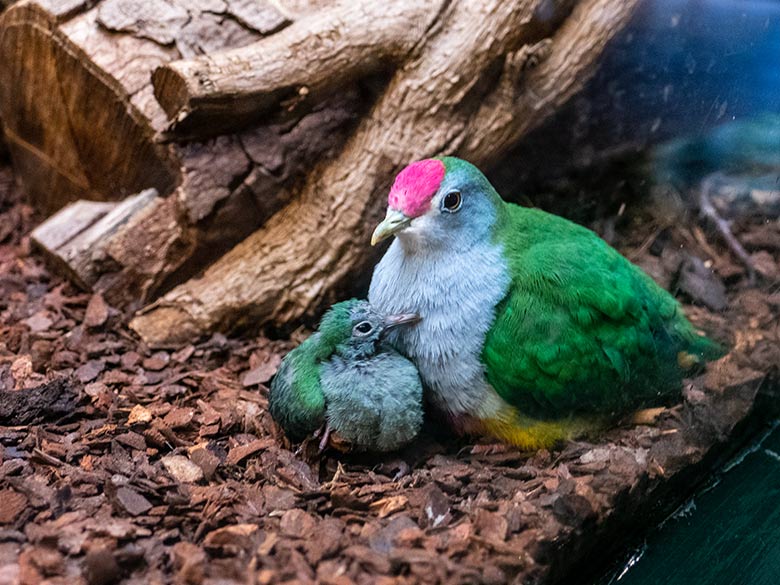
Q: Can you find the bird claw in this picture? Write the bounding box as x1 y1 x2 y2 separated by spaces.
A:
375 459 412 481
392 461 411 482
318 423 332 453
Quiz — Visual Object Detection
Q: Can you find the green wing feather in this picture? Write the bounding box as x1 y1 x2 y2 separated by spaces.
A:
269 334 326 440
483 206 722 419
268 301 360 441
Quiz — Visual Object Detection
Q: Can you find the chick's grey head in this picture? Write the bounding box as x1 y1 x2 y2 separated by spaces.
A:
318 299 419 360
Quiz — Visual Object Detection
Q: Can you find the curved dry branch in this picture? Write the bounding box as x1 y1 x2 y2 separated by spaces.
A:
153 0 445 139
463 0 640 158
131 0 640 348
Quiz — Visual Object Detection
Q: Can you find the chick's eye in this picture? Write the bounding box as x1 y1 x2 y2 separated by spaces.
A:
354 321 373 335
442 190 462 212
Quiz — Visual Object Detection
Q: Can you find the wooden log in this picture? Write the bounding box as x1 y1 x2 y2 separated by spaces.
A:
0 0 179 213
152 1 440 140
130 0 641 347
0 0 361 307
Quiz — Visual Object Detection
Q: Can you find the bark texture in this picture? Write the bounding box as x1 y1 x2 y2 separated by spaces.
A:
0 378 79 425
131 0 640 347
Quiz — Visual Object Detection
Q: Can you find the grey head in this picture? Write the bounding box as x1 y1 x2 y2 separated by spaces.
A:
319 298 420 360
370 156 503 253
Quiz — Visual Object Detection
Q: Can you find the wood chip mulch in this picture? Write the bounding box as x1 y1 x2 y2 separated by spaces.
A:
0 164 778 585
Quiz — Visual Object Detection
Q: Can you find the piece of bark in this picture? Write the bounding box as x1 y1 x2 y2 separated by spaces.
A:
31 189 160 291
0 378 78 425
96 0 190 45
131 0 640 347
225 0 289 35
84 293 110 328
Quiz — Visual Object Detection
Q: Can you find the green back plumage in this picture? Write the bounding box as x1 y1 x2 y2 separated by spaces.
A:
268 301 356 440
483 205 722 419
269 334 327 441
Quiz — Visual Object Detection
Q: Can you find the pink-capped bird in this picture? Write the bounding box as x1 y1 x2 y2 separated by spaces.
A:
368 157 721 449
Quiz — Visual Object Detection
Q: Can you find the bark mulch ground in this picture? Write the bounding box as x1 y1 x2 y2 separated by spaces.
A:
0 163 778 585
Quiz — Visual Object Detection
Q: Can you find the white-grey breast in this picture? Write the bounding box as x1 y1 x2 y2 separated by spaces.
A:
368 237 510 417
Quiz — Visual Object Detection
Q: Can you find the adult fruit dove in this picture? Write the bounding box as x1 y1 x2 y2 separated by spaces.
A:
269 299 423 452
369 157 722 449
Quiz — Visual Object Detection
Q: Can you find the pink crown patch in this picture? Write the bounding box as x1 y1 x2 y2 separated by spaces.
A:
388 159 445 218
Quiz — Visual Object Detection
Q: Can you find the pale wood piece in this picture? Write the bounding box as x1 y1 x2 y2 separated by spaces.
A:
31 190 162 298
30 199 115 254
131 0 641 347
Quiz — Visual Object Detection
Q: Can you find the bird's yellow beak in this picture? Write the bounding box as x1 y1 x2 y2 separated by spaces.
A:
371 208 411 246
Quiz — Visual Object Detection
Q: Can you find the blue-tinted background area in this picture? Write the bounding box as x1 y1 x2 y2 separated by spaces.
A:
498 0 780 189
543 1 780 582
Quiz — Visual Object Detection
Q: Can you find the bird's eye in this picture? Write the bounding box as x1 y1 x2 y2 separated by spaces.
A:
354 321 373 335
442 190 462 212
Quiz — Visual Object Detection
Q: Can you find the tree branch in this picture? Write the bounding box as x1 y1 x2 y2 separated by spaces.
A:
152 0 445 140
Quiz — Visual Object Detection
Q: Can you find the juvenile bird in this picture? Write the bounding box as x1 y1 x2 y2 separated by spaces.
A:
369 157 722 450
269 299 423 452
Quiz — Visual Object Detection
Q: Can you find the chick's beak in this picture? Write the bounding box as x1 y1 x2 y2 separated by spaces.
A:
383 313 421 329
371 208 412 246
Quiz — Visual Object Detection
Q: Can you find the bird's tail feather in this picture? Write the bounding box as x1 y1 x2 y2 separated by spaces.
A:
480 406 605 450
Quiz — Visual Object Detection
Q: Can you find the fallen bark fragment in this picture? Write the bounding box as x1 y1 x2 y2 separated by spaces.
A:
0 378 78 425
31 190 158 289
